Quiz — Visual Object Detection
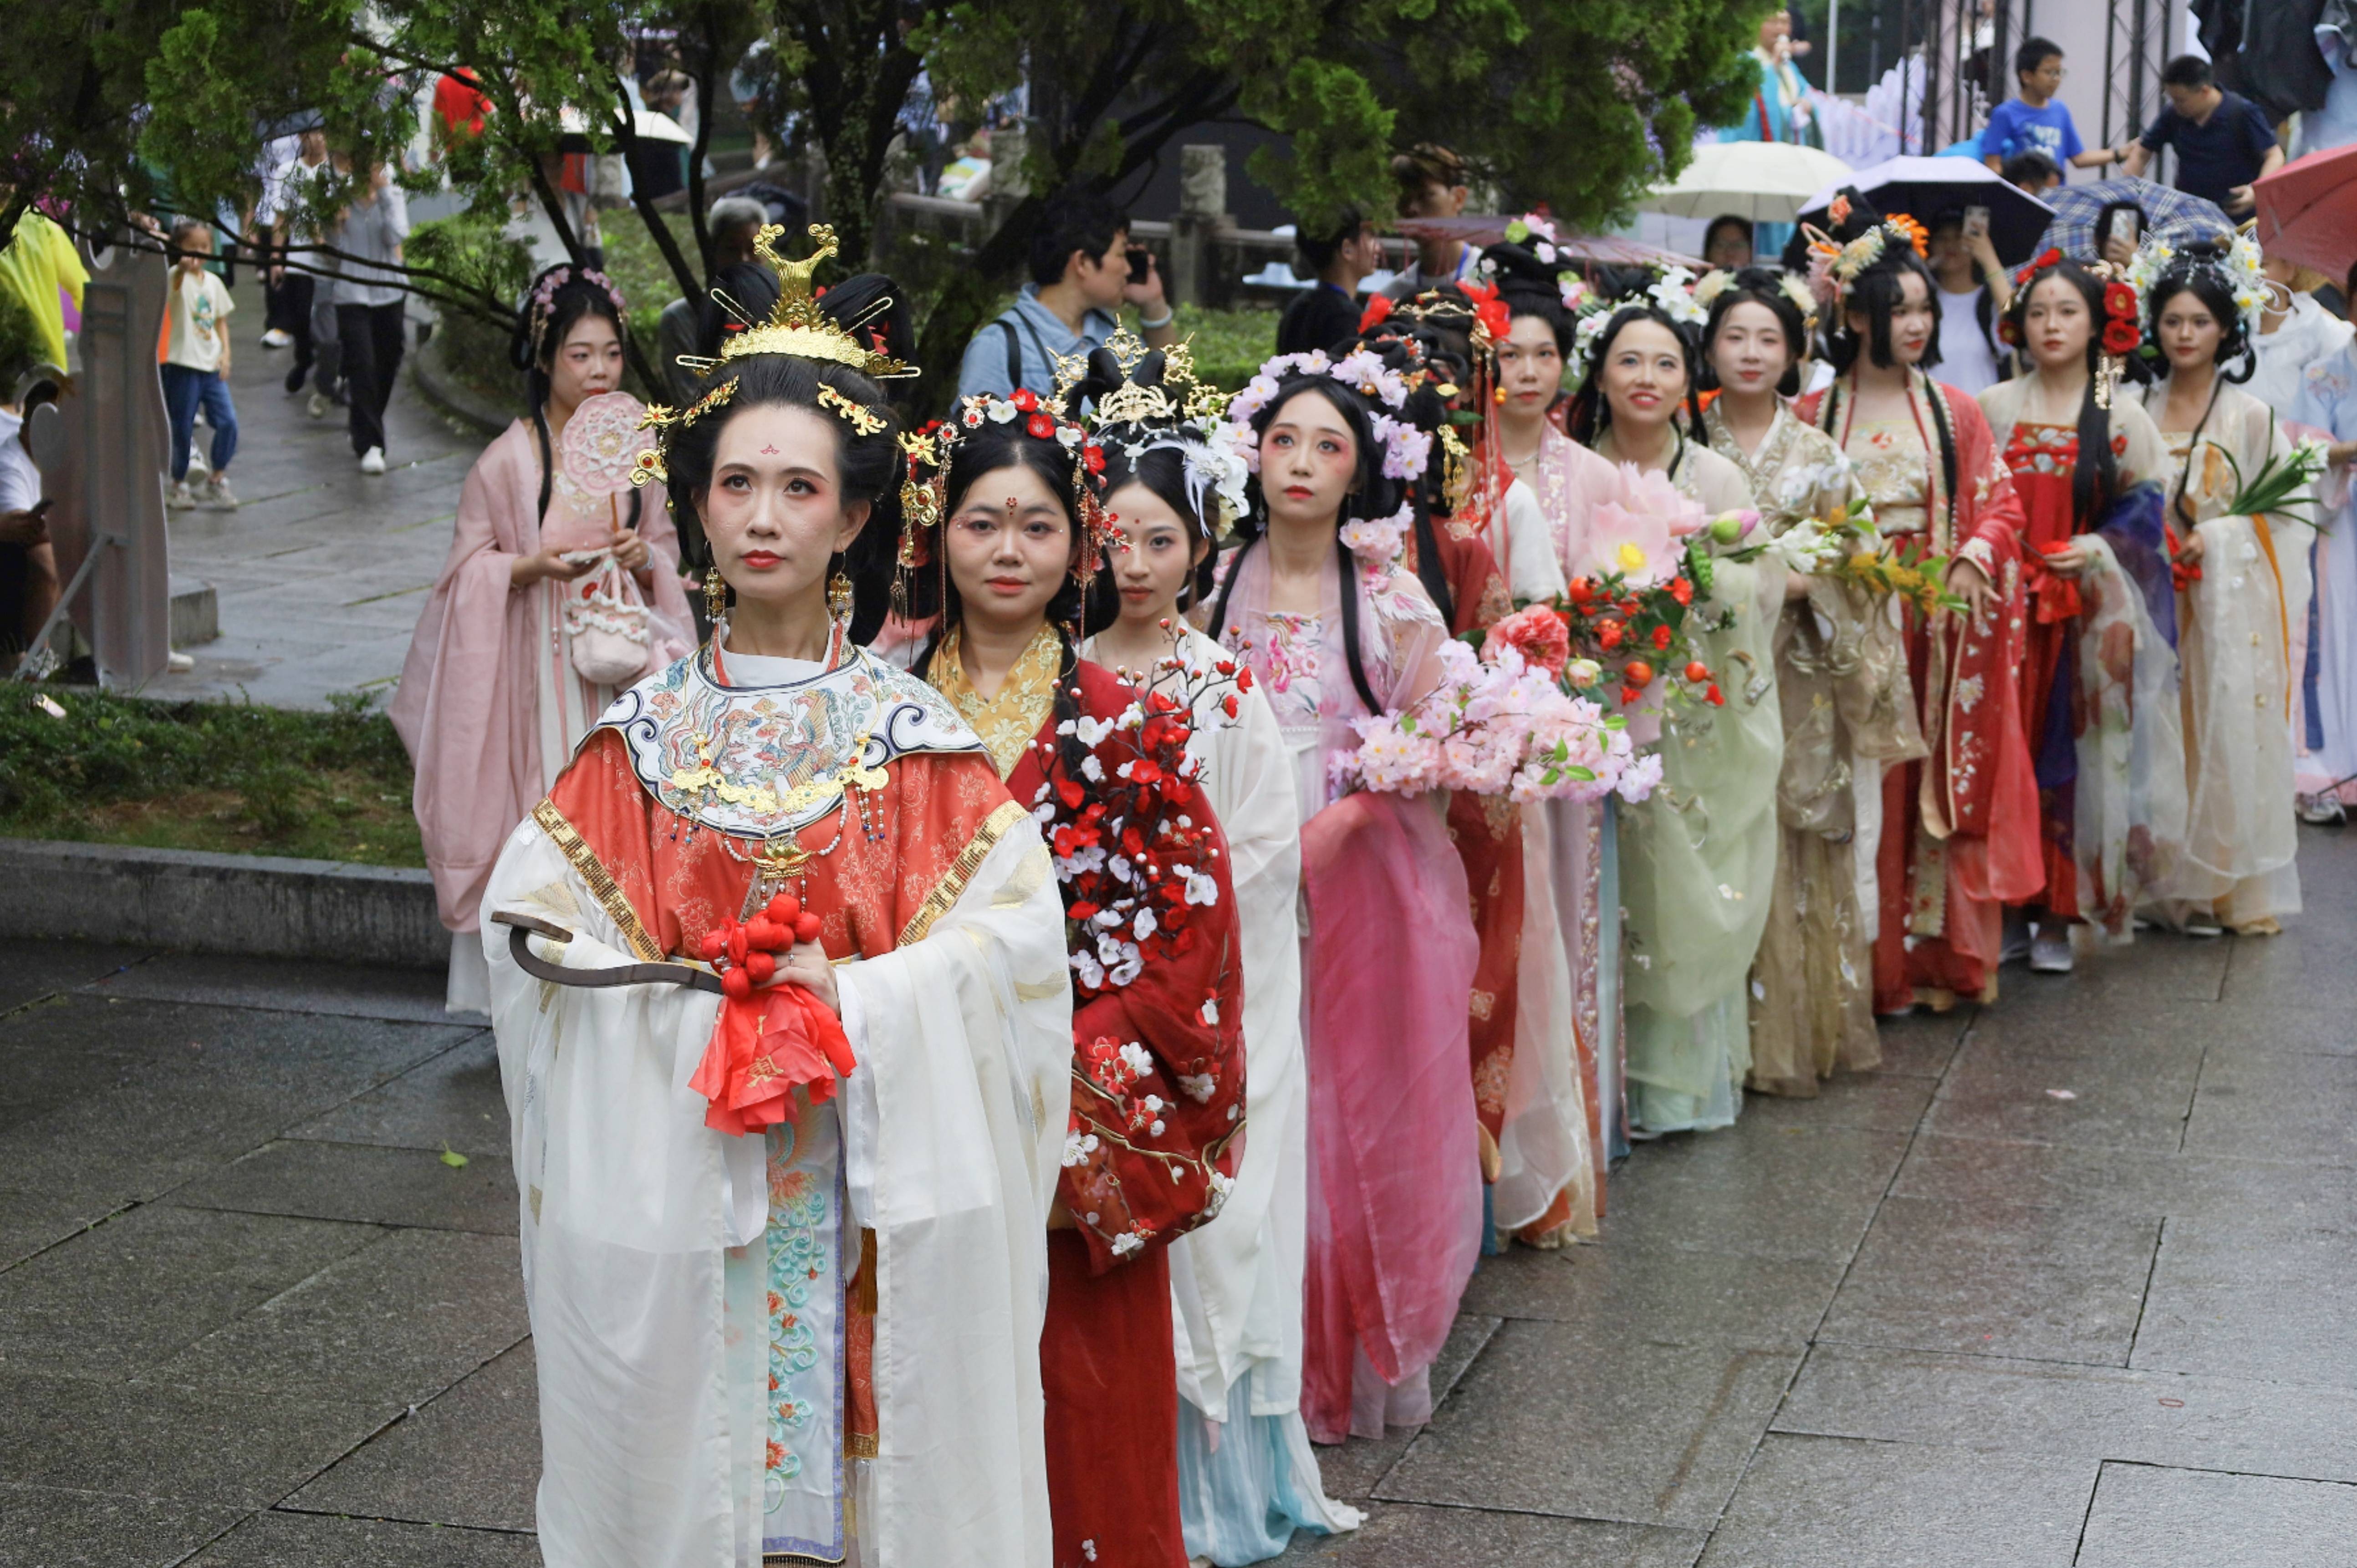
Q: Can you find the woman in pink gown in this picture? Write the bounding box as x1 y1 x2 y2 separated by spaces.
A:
393 265 694 1011
1201 350 1483 1445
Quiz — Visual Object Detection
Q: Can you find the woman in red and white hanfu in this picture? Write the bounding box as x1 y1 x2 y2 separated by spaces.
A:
902 388 1246 1568
480 235 1071 1568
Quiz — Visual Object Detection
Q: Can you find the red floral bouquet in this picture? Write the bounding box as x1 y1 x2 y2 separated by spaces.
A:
1025 663 1249 997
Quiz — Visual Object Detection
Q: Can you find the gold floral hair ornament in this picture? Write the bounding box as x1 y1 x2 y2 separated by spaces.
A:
1802 204 1931 308
673 224 912 381
1058 328 1248 540
816 382 888 435
630 380 737 484
634 224 909 487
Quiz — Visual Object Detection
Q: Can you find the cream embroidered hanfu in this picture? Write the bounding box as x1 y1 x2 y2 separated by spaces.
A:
1704 402 1923 1095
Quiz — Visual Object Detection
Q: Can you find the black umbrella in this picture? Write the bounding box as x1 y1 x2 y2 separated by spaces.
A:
1794 155 2057 264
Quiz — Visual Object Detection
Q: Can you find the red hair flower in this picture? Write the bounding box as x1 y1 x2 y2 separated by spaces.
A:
1997 316 2022 346
2104 281 2139 321
1083 443 1106 473
1358 294 1395 334
2013 248 2063 288
1026 412 1055 439
1010 388 1039 412
2101 318 2143 355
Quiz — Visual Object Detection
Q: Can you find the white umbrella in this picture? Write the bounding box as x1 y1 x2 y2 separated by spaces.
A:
556 104 694 146
1638 142 1860 223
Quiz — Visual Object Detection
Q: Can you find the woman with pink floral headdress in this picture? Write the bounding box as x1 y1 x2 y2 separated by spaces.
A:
393 263 694 1013
1200 347 1483 1447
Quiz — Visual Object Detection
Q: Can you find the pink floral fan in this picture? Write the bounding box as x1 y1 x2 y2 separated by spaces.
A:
561 391 651 496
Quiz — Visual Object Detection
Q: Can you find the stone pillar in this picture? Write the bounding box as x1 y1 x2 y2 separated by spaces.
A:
1170 144 1229 309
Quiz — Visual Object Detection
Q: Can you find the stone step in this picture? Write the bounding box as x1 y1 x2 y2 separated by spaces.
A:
169 573 218 647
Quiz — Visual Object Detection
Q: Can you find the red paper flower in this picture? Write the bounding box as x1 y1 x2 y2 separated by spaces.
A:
1027 412 1055 439
2102 318 2143 355
2104 281 2139 321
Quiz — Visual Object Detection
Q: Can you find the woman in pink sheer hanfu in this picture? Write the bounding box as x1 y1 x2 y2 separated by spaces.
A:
392 266 692 1012
1200 349 1483 1445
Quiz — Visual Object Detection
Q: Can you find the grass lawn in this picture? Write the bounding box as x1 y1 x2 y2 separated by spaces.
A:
1 687 423 867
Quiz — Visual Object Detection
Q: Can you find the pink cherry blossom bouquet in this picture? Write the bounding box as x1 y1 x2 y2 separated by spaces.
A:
1338 636 1661 804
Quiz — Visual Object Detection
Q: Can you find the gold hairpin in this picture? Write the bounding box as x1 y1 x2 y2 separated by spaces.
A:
816 383 887 435
631 380 739 484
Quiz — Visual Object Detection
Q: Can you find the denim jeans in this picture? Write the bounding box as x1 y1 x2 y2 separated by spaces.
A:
161 363 239 482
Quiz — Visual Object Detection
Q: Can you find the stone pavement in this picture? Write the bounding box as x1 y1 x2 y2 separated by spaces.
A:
142 278 486 711
3 830 2354 1567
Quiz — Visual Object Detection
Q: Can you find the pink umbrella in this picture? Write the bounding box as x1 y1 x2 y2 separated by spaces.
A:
2253 144 2357 277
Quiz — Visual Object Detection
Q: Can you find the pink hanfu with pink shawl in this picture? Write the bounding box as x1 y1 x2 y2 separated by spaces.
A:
390 418 693 938
1206 540 1483 1445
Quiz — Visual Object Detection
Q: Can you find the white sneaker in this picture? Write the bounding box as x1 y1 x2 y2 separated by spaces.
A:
2298 792 2347 826
2030 925 2075 974
307 392 332 419
166 480 198 510
201 475 238 509
359 446 387 475
260 328 292 349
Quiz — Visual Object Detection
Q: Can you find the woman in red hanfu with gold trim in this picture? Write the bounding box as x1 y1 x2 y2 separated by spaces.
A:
1796 190 2041 1013
478 227 1074 1568
897 392 1247 1568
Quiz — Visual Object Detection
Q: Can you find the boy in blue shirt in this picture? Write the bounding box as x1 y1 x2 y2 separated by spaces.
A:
1981 39 2129 178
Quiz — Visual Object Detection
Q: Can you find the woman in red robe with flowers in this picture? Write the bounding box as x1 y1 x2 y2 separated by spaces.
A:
898 391 1247 1568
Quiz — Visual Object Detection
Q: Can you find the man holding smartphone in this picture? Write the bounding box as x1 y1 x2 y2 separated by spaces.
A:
956 190 1177 402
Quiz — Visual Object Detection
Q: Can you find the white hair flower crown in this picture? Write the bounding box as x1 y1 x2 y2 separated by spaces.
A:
2126 229 2268 341
1061 330 1253 540
1564 268 1707 383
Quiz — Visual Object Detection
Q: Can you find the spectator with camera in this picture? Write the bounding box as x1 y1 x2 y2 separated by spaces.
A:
955 189 1175 401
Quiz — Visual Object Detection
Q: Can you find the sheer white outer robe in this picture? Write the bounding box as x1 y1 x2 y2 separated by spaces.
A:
2141 382 2307 927
481 808 1072 1568
1087 628 1309 1423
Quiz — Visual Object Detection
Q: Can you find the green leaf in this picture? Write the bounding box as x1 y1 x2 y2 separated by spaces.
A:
439 1144 470 1169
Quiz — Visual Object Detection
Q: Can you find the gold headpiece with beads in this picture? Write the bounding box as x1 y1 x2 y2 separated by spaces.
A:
633 224 911 483
1049 328 1230 427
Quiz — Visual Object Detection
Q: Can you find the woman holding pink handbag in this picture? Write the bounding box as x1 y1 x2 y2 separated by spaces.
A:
393 265 694 1013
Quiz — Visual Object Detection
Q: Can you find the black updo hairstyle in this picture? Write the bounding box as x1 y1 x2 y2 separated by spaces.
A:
1479 239 1575 356
1829 250 1944 373
1564 303 1705 449
1811 189 1959 516
695 260 782 363
1066 345 1221 627
1337 327 1462 624
2143 241 2255 383
1204 370 1405 714
658 351 905 645
1699 266 1811 398
905 412 1095 778
2002 260 2119 532
511 264 631 524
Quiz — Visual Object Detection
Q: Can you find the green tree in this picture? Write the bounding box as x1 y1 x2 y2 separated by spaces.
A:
5 0 1760 405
